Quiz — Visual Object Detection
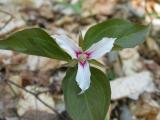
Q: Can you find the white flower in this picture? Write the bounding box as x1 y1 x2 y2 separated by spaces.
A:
53 34 116 94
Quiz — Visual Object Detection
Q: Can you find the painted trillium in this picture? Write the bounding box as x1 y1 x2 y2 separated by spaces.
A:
53 34 116 94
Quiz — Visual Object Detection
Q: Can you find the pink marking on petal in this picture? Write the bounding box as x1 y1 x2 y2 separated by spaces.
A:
84 52 92 59
75 51 82 58
79 61 87 68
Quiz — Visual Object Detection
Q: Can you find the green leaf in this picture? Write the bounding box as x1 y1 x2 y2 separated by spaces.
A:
83 19 150 50
89 59 105 68
112 44 123 51
62 66 111 120
63 59 78 67
0 28 71 61
78 31 84 48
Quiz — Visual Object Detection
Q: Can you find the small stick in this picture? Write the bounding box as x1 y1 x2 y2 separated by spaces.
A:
0 9 14 30
5 79 67 120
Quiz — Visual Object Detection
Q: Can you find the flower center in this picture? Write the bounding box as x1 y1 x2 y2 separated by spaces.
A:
75 51 91 66
76 52 90 61
79 54 87 62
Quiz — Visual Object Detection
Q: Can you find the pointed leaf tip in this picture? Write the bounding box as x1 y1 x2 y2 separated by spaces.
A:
0 28 71 61
84 19 150 50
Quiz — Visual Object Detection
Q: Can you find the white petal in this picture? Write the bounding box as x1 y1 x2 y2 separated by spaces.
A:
53 34 81 59
76 61 91 94
86 37 116 59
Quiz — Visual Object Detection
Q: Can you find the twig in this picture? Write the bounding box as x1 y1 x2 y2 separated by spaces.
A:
0 9 14 30
0 9 14 17
5 79 67 120
5 81 22 120
6 81 18 97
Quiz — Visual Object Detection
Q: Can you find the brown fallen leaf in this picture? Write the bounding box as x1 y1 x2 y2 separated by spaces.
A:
83 0 118 15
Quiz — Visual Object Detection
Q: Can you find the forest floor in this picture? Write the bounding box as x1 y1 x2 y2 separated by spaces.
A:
0 0 160 120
